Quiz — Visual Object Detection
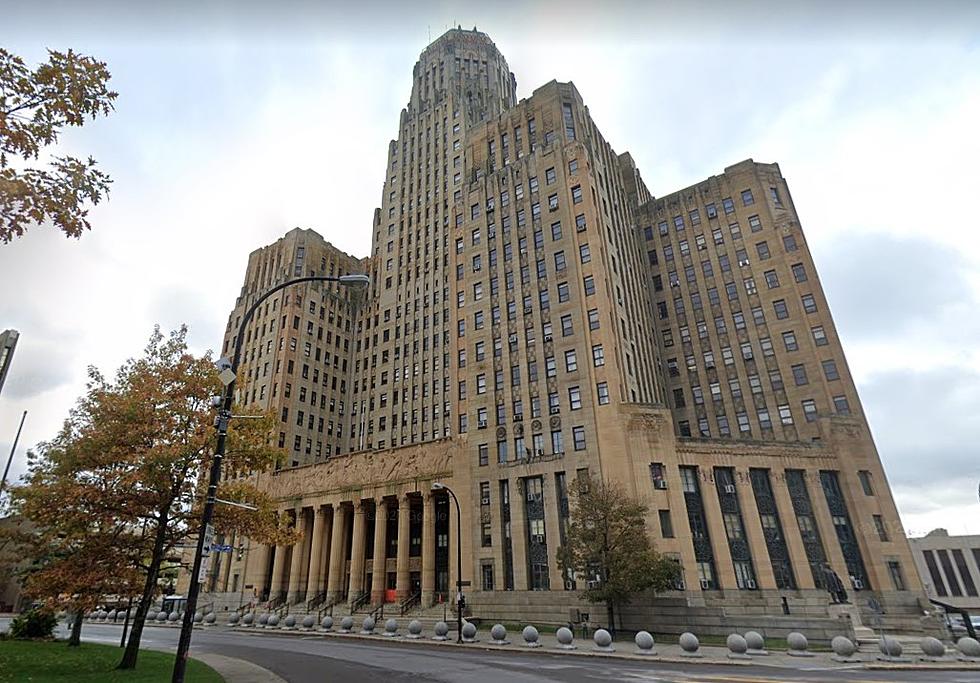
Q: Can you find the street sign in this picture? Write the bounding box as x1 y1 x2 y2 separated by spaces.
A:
218 367 237 386
197 553 211 583
456 580 471 587
202 525 215 556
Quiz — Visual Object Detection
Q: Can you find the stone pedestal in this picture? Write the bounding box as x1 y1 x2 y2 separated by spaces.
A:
828 602 873 640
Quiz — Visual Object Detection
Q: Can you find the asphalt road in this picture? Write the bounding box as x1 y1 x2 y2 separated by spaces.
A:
8 619 980 683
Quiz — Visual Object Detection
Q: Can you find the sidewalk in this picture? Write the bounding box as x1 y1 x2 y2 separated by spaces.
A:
195 652 288 683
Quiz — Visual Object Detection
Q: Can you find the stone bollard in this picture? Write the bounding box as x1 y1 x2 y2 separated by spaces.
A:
523 625 541 648
490 623 510 645
919 636 947 662
146 610 157 622
407 619 423 639
283 615 296 630
744 630 768 655
432 621 449 641
258 613 269 628
321 615 333 632
831 635 860 663
679 632 702 658
593 628 615 653
156 612 168 623
556 626 576 650
339 616 353 633
726 633 751 660
360 616 375 635
956 637 980 662
384 618 399 637
461 622 477 643
228 613 240 626
302 616 315 630
108 610 118 622
204 612 216 625
634 630 656 656
877 636 908 662
786 631 813 657
242 612 254 627
267 614 280 628
193 612 203 624
168 612 179 623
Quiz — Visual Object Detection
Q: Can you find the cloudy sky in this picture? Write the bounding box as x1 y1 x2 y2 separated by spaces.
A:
2 1 979 535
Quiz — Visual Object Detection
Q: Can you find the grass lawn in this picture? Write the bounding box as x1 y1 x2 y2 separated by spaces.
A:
0 639 223 682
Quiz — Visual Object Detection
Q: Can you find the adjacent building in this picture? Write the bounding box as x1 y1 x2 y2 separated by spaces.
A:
184 28 931 637
0 329 18 397
910 529 980 612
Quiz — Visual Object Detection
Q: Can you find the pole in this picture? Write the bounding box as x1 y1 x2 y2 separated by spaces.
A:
120 595 134 647
0 410 27 499
444 486 463 644
172 274 365 683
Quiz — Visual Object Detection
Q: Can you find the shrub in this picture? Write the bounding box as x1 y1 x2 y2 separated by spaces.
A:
9 608 58 640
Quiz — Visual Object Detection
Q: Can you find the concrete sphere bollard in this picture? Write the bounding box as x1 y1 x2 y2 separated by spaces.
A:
920 636 946 659
523 625 541 648
593 628 614 652
283 615 296 629
384 618 399 637
156 612 168 622
167 612 179 622
679 632 701 658
727 633 750 660
204 612 216 624
339 616 353 633
956 637 980 658
242 612 253 626
228 613 240 625
490 623 509 645
879 636 903 658
461 621 477 642
302 615 315 630
634 630 655 655
360 616 375 634
258 613 269 626
108 610 118 621
433 620 449 641
831 635 858 662
407 619 423 639
787 631 813 657
98 611 107 621
556 626 576 650
193 612 203 623
744 630 767 654
267 614 279 627
321 615 333 631
146 610 157 622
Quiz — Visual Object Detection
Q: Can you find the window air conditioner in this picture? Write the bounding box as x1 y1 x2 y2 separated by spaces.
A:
746 579 757 589
724 484 736 494
654 479 668 490
699 579 711 590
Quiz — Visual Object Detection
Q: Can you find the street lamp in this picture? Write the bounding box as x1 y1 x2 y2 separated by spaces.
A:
172 272 370 683
431 481 464 644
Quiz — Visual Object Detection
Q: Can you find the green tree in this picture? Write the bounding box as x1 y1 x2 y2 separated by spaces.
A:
11 327 293 669
0 47 117 243
558 474 680 633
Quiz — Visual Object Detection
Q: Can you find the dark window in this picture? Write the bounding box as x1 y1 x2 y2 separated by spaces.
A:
773 299 789 319
858 470 874 496
741 189 754 206
792 263 808 283
659 509 675 538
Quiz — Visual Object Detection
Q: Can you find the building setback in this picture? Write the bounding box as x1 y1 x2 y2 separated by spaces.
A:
184 28 931 637
0 329 19 397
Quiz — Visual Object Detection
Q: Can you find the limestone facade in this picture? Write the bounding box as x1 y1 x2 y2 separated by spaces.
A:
184 27 928 631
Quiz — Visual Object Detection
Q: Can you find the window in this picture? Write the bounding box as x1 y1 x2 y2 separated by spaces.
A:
572 426 586 450
802 293 817 313
748 214 762 232
497 440 508 463
832 395 850 414
588 308 600 330
873 515 889 541
887 560 906 591
783 330 798 351
557 282 570 303
757 408 772 429
571 185 583 204
723 197 735 214
764 269 780 289
568 158 578 173
756 241 770 260
801 399 817 422
561 315 573 336
569 386 582 410
743 277 757 295
741 189 754 206
783 233 798 252
822 359 840 381
576 213 587 232
583 276 595 296
551 221 562 240
478 444 489 466
554 250 566 272
579 243 591 263
565 349 578 372
597 381 609 405
858 470 874 496
778 404 793 425
592 344 605 367
659 510 675 538
792 263 807 283
773 299 789 319
545 167 556 185
811 326 828 346
792 364 808 386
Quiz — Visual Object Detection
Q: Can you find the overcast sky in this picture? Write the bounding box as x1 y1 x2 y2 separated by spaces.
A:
2 1 979 536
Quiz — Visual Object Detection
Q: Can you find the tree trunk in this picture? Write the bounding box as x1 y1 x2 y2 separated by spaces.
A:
68 611 83 647
118 513 168 670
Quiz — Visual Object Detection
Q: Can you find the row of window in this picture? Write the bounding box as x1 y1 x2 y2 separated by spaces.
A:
474 424 590 466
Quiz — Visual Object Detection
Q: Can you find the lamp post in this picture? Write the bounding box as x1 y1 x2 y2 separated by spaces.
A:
172 273 369 683
431 481 464 644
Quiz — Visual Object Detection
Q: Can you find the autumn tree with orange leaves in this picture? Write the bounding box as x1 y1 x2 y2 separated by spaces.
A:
9 326 293 668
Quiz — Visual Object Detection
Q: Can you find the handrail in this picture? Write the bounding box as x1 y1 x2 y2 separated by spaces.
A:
306 590 327 612
929 598 977 640
399 591 421 615
350 591 370 612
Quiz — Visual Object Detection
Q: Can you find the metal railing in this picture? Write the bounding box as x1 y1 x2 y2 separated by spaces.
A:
349 591 370 613
399 591 421 615
306 590 327 612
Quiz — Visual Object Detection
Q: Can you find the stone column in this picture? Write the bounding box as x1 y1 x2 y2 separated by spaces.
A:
348 500 367 601
421 493 436 606
542 477 565 590
809 472 852 589
370 498 388 604
305 505 327 602
770 473 816 589
269 543 287 602
326 503 347 602
244 542 271 601
287 508 308 603
736 470 776 590
395 494 411 600
700 478 737 590
509 478 530 591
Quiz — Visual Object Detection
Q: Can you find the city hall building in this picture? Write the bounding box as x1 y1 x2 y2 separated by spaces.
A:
183 28 932 637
